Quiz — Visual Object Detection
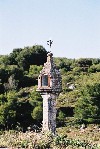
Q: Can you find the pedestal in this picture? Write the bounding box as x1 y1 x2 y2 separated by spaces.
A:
41 93 57 134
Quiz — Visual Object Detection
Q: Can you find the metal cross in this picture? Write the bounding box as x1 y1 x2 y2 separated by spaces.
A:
47 40 53 48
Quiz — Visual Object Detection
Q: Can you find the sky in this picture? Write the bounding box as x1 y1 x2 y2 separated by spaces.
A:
0 0 100 58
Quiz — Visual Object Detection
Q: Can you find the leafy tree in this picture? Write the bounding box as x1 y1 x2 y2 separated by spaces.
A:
0 91 18 129
77 58 92 67
16 45 47 70
96 64 100 72
0 83 4 94
29 87 43 125
57 110 66 126
0 104 7 126
59 61 71 71
76 58 92 72
92 58 100 65
88 65 97 73
74 83 100 123
31 106 42 123
0 94 7 105
0 68 9 83
3 67 24 91
28 65 42 78
8 45 47 70
16 99 33 130
73 67 82 73
74 96 98 123
9 67 24 88
88 64 100 73
57 110 65 121
10 67 23 79
29 88 42 107
0 55 10 65
9 48 22 65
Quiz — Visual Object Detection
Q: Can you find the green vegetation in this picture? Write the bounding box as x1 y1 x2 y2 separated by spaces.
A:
74 83 100 123
0 44 100 147
0 45 47 130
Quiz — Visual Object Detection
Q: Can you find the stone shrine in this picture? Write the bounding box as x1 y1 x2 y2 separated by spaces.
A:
37 52 62 134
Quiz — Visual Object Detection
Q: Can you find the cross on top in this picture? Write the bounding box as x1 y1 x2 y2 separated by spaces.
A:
47 40 53 48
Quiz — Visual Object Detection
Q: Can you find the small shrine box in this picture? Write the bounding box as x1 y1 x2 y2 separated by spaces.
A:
37 53 62 93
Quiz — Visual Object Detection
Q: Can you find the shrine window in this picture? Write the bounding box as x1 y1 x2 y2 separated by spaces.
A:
42 75 48 86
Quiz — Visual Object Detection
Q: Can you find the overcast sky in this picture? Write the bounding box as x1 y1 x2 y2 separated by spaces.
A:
0 0 100 58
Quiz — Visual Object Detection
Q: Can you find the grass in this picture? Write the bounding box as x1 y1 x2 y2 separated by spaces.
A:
0 124 100 149
57 124 100 145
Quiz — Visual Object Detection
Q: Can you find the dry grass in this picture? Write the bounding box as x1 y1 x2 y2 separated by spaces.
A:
0 125 100 149
57 124 100 145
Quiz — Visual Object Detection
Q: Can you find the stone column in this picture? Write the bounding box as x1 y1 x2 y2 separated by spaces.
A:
41 93 57 134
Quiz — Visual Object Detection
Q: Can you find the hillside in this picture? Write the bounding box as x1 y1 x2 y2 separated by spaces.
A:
0 45 100 130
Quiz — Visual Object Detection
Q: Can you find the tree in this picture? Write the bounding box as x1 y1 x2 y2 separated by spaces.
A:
77 58 92 67
8 45 47 70
74 83 100 123
0 94 7 105
9 48 22 65
77 58 92 72
88 64 100 73
29 88 42 107
29 87 43 125
15 99 33 130
28 65 42 78
0 68 9 83
59 61 71 71
92 58 100 65
31 106 43 123
57 110 66 126
9 67 24 88
0 91 18 129
16 45 47 70
0 55 10 65
0 83 4 94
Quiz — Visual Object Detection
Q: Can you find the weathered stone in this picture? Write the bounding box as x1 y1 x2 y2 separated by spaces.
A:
37 52 62 93
37 52 62 134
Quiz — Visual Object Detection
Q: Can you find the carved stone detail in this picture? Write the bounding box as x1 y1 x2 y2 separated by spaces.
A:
37 53 62 134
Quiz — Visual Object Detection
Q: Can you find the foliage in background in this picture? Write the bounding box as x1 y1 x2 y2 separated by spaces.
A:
0 45 47 129
0 45 100 130
74 83 100 123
